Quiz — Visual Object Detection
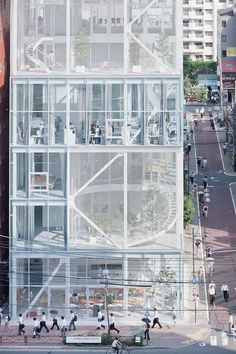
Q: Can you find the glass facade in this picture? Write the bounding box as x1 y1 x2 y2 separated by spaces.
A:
10 0 183 320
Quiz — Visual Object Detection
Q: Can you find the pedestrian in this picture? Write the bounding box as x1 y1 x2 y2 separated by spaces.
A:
51 315 60 330
195 294 200 309
187 142 191 152
192 183 198 195
152 308 162 329
17 313 25 336
109 313 119 334
171 306 177 327
202 205 208 218
203 176 208 190
223 143 227 155
221 283 229 303
39 312 49 333
144 321 150 341
195 239 201 257
33 317 40 338
202 157 208 170
49 50 55 70
228 312 234 334
60 316 67 337
209 284 216 307
189 172 195 184
205 246 212 258
96 310 105 330
197 156 202 168
4 313 11 330
200 107 204 118
68 310 76 331
198 266 204 282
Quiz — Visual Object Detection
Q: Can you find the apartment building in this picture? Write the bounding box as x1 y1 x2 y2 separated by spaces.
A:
0 0 10 303
183 0 234 61
9 0 183 320
218 5 236 102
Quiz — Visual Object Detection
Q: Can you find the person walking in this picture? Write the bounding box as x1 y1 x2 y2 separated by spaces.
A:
60 316 67 337
202 205 208 218
223 143 227 155
152 308 162 329
198 266 204 282
4 313 10 330
39 312 49 333
209 284 216 308
228 313 234 334
68 310 76 331
200 107 204 118
197 156 202 169
171 306 177 327
33 317 40 338
17 314 25 336
221 283 229 303
144 321 150 342
202 157 208 170
189 172 195 185
109 313 119 334
96 310 105 330
203 176 208 190
51 315 60 330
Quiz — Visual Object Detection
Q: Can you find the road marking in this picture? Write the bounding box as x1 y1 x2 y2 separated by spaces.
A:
222 331 228 346
214 119 226 172
210 335 217 346
229 182 236 217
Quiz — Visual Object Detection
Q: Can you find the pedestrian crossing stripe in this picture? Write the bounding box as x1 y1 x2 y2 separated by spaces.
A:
210 335 217 346
222 332 228 346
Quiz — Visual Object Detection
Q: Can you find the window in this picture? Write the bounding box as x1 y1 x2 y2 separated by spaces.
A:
205 31 213 37
221 35 227 42
222 50 226 57
205 43 213 47
205 55 213 60
222 21 227 28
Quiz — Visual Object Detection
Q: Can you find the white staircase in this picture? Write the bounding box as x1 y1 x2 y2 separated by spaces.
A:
25 37 53 73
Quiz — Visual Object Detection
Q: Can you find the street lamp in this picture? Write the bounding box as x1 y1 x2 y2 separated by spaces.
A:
102 269 110 333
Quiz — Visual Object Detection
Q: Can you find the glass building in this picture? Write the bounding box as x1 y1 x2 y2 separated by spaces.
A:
10 0 183 320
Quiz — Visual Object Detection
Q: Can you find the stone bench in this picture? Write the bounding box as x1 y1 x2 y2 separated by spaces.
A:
66 336 101 344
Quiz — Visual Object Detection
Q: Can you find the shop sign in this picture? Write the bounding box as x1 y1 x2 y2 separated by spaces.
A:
223 80 235 89
227 47 236 57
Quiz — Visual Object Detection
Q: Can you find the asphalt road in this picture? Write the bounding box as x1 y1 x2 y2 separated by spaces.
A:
1 343 236 354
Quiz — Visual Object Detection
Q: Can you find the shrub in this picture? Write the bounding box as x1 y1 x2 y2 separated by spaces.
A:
184 194 195 227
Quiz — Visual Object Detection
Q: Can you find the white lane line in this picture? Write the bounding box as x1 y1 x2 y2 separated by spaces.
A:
229 182 236 217
214 119 226 173
191 113 198 173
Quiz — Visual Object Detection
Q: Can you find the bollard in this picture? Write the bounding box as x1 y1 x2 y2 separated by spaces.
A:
24 335 28 346
0 336 2 345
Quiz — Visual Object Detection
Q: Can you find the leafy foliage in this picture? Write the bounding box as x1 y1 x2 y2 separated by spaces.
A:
183 58 217 85
73 28 89 64
184 194 195 227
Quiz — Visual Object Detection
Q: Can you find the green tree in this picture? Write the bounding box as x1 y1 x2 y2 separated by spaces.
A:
184 194 195 228
73 28 89 65
183 58 217 85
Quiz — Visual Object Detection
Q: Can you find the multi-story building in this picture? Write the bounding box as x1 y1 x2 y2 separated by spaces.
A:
0 0 10 303
10 0 183 320
218 5 236 103
183 0 234 61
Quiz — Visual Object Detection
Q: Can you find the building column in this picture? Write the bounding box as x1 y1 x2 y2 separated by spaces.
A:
65 256 70 317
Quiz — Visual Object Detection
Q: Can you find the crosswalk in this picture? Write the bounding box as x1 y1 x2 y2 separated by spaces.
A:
209 331 236 347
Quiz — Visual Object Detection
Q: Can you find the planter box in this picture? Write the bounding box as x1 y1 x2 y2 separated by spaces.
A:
66 336 101 344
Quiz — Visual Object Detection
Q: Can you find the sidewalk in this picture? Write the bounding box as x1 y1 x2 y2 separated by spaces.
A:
0 322 210 349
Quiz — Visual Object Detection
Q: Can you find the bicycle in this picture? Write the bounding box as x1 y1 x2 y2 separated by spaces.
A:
106 343 131 354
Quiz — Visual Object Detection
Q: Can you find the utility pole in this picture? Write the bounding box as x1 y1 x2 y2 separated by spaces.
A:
102 269 110 333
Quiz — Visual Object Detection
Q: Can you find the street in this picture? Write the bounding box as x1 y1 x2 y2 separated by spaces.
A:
1 342 236 354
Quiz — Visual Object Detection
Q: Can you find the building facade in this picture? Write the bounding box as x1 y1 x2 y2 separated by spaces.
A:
10 0 183 320
0 0 10 303
183 0 234 61
218 6 236 103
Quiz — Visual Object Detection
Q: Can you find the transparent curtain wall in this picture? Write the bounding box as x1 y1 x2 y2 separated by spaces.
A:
10 0 183 320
